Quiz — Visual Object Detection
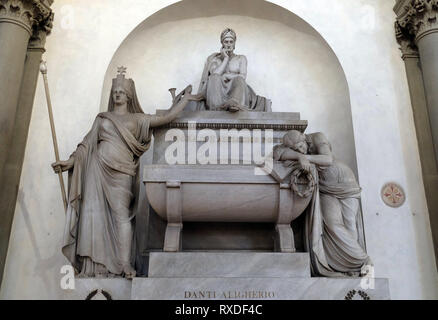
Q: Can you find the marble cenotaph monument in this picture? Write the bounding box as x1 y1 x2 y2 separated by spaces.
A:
52 28 389 300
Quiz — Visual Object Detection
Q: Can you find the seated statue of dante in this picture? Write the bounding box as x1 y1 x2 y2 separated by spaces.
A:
195 28 272 112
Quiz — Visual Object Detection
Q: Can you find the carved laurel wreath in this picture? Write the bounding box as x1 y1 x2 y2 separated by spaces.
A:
344 290 370 300
85 289 113 300
290 168 315 198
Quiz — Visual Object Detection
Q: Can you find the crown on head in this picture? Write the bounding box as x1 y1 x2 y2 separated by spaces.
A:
113 66 131 90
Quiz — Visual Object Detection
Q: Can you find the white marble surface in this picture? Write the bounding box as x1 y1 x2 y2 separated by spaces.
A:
102 2 357 173
148 252 310 278
61 278 132 300
1 0 437 299
131 277 390 300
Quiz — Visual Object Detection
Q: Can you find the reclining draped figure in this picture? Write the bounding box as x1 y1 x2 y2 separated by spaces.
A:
51 69 201 278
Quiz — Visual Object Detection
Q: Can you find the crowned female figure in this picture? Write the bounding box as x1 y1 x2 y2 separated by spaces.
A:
197 28 271 112
52 68 201 278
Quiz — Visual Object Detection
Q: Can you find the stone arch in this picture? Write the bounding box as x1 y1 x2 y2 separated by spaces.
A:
101 0 357 172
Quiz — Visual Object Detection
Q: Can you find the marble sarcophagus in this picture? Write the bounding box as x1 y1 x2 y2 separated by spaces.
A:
143 111 311 253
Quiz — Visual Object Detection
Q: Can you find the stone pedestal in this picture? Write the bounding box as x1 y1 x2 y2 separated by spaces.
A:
132 277 390 300
131 252 390 300
148 252 310 278
61 252 390 300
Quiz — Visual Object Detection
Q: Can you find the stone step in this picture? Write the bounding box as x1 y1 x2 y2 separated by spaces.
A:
148 252 310 278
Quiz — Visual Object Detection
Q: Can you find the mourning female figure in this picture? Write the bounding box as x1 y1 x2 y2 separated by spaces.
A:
273 130 372 277
52 70 201 278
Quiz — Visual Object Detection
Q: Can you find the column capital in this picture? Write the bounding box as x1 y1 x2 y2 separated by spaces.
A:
28 10 53 51
0 0 53 36
395 20 420 59
395 0 438 43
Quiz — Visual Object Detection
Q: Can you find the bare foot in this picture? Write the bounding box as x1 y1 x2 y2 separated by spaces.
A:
122 264 136 280
221 100 240 112
228 105 240 112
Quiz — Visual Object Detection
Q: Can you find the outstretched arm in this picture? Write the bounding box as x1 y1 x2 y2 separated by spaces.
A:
149 86 203 128
52 117 101 173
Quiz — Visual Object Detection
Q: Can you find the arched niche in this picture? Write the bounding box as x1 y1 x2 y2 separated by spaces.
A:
100 0 357 173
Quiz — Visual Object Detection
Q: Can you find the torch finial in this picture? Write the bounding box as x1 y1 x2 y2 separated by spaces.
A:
40 60 48 74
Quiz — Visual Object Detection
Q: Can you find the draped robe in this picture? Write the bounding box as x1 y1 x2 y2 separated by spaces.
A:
62 112 151 276
272 135 371 277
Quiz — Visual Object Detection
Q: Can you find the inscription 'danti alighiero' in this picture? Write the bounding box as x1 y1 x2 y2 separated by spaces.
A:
184 290 276 299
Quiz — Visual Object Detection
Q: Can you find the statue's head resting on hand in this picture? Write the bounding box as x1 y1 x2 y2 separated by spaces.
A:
283 130 308 155
221 28 237 55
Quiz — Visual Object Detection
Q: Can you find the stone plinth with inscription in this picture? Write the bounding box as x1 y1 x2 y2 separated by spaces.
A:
62 252 390 300
130 252 390 300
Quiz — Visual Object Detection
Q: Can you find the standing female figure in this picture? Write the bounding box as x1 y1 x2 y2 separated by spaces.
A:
52 69 201 278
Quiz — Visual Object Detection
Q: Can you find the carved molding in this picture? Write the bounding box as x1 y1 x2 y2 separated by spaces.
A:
0 0 53 36
164 121 307 132
395 0 438 43
28 10 53 50
395 20 419 59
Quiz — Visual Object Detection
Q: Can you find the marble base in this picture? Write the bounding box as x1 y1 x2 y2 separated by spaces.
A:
61 278 132 300
131 277 390 300
137 252 390 300
148 252 310 278
59 253 390 300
